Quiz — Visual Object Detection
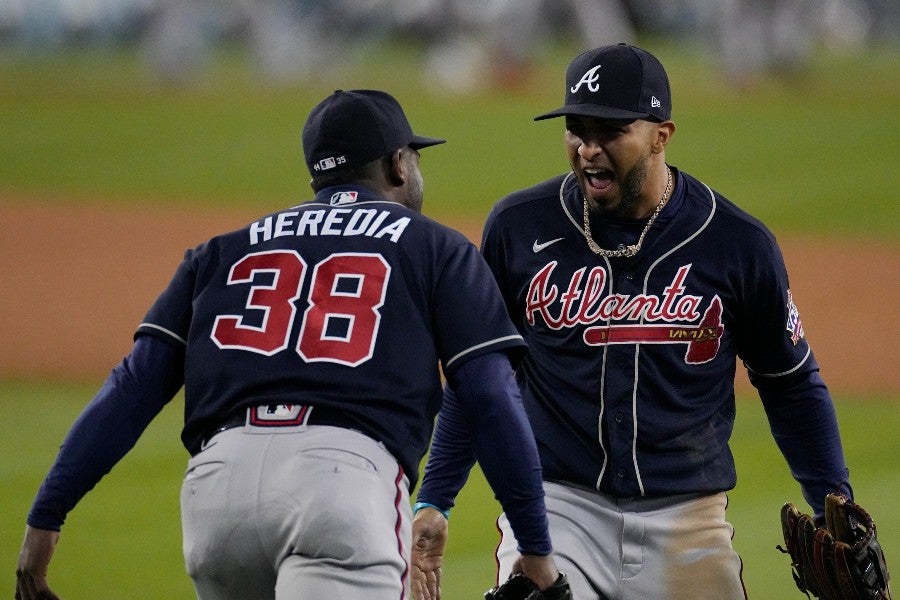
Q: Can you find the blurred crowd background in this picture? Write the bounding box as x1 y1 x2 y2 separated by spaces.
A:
1 0 897 91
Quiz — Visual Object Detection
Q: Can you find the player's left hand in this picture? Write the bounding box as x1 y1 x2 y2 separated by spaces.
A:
778 493 892 599
15 526 61 600
411 507 448 600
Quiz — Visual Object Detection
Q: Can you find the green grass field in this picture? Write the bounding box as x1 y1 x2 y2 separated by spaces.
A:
1 39 898 238
2 37 898 598
2 382 898 598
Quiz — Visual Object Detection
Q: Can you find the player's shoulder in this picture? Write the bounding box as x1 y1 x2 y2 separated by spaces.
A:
492 175 567 213
181 200 339 262
182 218 251 262
486 174 568 227
407 208 478 249
681 170 778 245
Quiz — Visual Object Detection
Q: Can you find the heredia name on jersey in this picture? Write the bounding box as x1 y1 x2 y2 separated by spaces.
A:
250 208 410 245
525 262 724 364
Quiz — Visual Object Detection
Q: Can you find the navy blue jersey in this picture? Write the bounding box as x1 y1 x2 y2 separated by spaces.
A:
483 167 833 498
137 185 525 486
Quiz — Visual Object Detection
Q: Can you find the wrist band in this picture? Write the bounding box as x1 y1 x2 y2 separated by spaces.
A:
412 501 450 520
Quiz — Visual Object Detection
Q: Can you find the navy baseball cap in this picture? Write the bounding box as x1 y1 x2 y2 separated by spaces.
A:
302 89 445 175
535 43 671 122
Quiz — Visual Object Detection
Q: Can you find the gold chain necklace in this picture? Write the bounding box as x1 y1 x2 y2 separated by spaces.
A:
582 167 672 258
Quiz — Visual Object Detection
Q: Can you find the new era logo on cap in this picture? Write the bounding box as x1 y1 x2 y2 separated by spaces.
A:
535 43 671 123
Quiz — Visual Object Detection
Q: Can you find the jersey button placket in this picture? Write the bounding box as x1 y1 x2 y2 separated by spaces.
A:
602 346 637 494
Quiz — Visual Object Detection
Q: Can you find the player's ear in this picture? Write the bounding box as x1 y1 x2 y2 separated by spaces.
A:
651 121 675 154
387 148 406 186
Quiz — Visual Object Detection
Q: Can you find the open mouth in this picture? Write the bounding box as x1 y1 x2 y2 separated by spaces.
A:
584 168 614 194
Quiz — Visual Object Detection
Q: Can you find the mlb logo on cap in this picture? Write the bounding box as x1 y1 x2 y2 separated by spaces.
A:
315 157 340 172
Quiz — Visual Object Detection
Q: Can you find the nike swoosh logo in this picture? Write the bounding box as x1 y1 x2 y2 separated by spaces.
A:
532 237 565 253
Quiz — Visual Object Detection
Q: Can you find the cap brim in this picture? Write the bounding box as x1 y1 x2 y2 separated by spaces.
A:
409 134 446 149
534 104 650 122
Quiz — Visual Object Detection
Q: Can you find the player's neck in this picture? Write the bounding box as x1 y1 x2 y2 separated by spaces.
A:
637 165 672 219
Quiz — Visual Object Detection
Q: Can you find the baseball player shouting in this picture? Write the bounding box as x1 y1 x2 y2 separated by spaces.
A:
15 89 563 599
412 44 854 599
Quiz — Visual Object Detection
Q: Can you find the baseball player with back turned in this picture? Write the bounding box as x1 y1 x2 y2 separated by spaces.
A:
411 44 854 599
15 89 563 600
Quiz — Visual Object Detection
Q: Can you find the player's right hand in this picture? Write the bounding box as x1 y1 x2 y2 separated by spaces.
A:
15 526 61 600
411 507 448 600
511 554 562 592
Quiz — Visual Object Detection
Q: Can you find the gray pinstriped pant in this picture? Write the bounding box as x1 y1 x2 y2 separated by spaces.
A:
180 424 411 600
496 482 746 600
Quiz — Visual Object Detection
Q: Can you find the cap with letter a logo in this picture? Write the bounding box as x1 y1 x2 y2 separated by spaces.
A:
535 43 671 122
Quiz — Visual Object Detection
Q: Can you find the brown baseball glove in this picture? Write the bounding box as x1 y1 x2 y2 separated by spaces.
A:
778 493 892 599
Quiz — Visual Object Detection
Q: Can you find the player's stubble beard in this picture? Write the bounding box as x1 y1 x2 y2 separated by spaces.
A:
620 154 650 217
584 153 650 220
402 160 425 214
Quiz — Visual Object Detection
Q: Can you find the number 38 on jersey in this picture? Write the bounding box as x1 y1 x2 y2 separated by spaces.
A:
210 250 390 367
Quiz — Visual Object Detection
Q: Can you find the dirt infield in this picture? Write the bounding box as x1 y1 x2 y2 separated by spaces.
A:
2 197 897 395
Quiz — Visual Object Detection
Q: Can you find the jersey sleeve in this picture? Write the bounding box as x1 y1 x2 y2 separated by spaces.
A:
735 234 813 377
134 246 200 346
27 336 184 530
736 231 851 517
418 352 552 555
431 239 525 373
416 384 476 511
480 205 522 330
760 375 852 519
